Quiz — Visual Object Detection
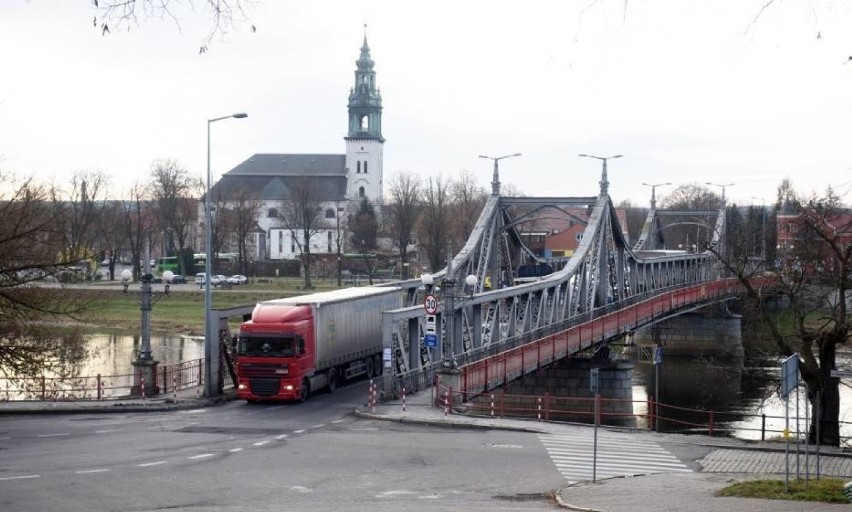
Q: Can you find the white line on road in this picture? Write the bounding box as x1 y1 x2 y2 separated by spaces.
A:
0 436 10 440
95 429 122 434
229 448 243 453
180 409 207 414
310 424 326 429
75 469 110 474
37 433 70 438
293 429 305 434
331 419 344 424
0 475 40 481
274 434 288 440
188 454 214 460
252 441 269 446
138 461 168 467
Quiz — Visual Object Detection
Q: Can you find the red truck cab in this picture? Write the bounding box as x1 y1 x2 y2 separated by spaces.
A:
236 304 315 402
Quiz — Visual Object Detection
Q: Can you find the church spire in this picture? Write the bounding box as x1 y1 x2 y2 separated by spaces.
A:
347 26 383 141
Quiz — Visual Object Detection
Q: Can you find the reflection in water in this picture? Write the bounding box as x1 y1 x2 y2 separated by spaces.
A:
68 332 204 378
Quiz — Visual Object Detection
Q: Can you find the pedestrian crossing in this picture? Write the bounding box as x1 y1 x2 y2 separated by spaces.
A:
540 432 692 483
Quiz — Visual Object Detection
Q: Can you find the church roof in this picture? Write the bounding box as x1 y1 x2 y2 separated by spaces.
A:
211 153 348 201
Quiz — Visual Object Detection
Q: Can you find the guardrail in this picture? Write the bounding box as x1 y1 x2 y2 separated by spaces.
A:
0 359 204 401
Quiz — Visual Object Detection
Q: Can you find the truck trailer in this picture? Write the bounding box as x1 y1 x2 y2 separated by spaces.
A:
236 286 402 402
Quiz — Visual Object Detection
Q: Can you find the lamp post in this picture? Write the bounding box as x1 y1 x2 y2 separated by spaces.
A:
204 112 247 398
579 153 622 195
641 182 672 209
479 153 521 196
705 182 735 204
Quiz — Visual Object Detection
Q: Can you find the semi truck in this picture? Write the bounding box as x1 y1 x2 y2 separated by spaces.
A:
235 286 402 402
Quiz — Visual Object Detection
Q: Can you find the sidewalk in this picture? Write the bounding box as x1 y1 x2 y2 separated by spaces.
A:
355 388 852 512
0 386 224 415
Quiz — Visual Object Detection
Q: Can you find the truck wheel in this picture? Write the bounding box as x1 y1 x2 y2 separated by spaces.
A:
373 354 383 376
299 379 310 403
328 369 338 393
365 357 375 378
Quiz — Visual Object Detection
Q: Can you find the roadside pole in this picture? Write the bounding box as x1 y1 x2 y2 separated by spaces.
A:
590 368 600 483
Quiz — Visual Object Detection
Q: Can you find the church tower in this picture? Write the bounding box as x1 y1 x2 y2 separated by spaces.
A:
345 31 384 204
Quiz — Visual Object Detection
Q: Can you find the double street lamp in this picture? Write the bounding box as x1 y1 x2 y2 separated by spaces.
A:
579 153 622 195
705 182 735 204
204 112 247 398
642 182 672 209
479 153 521 196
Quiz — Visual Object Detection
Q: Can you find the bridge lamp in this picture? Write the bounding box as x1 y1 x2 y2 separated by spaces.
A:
421 273 434 293
479 153 522 196
641 182 672 209
705 182 735 204
464 274 478 298
204 112 248 398
579 153 622 195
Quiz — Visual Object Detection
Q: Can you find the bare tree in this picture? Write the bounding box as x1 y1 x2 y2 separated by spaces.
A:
349 197 379 283
0 174 88 383
385 173 421 280
97 200 127 280
222 186 261 274
57 170 109 277
121 182 155 280
149 159 200 274
92 0 257 53
418 175 452 272
711 185 851 446
450 169 487 249
334 200 348 286
280 175 324 290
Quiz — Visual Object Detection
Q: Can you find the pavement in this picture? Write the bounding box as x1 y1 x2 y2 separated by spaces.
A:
3 385 852 512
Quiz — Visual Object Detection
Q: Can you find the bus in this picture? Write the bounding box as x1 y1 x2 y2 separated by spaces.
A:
192 253 239 274
155 256 180 275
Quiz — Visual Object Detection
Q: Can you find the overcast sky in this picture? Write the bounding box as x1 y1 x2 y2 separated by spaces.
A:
2 1 850 206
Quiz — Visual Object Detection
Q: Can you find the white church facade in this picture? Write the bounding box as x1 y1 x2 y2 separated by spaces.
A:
206 35 385 261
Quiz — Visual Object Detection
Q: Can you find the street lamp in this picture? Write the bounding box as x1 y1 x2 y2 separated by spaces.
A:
479 153 522 196
705 182 735 204
204 112 247 398
579 153 622 195
641 182 672 209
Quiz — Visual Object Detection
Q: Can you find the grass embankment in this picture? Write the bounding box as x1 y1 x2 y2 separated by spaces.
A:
717 478 849 503
73 280 344 335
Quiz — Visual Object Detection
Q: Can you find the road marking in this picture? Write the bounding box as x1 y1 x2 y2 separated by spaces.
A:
0 436 11 440
95 429 122 434
37 433 70 438
76 469 110 474
310 424 325 429
229 448 243 453
0 475 40 481
540 433 691 482
293 429 305 434
138 461 168 467
188 453 214 460
252 441 269 446
331 419 344 424
274 434 288 440
180 409 207 414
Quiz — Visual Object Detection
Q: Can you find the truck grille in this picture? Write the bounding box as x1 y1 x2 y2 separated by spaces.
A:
250 378 280 397
240 363 288 377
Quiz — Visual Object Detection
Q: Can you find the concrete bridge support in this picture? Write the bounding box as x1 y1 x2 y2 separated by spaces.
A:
499 357 636 425
630 306 743 360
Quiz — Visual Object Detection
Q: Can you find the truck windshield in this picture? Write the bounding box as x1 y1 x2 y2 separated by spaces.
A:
238 336 297 357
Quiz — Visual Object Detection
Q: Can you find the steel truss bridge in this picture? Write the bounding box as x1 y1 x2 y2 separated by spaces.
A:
378 166 766 398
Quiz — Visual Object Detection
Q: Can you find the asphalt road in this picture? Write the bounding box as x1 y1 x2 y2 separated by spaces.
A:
0 381 567 512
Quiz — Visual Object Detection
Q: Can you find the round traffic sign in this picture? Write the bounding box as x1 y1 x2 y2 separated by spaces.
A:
424 294 439 315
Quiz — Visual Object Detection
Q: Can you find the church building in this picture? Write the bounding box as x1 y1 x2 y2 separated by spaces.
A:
208 35 384 260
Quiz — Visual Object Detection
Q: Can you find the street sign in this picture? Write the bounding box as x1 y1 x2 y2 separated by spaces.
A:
653 345 663 365
590 368 600 394
780 354 799 398
423 333 438 348
424 294 439 315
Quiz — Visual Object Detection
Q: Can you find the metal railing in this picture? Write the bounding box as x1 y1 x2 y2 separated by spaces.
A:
0 359 204 401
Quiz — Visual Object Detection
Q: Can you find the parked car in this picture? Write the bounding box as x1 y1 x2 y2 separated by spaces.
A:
227 274 247 285
195 273 206 287
210 274 227 286
170 274 187 284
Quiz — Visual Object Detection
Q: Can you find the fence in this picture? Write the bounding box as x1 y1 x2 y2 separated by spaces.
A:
434 384 852 445
0 359 203 401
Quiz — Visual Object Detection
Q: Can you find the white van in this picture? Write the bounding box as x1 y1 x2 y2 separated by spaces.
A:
195 273 207 288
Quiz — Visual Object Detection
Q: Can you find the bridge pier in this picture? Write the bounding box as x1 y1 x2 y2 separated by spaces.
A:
629 305 743 360
496 357 636 425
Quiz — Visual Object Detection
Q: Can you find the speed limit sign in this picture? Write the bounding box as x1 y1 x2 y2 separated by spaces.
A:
424 294 439 315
